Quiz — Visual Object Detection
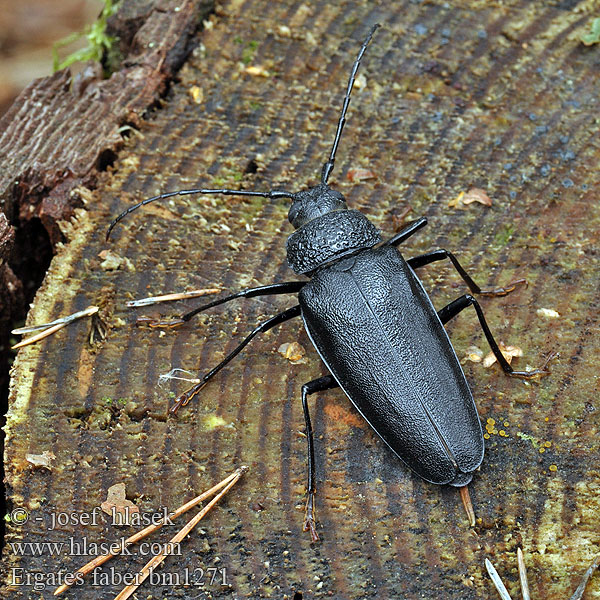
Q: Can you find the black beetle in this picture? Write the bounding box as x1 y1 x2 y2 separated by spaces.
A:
108 24 554 540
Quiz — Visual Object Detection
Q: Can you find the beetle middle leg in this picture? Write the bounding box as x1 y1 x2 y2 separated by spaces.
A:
301 375 339 542
408 249 526 297
169 305 302 413
438 294 555 378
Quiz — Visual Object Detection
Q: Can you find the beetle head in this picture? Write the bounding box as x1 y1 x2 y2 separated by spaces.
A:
288 184 347 229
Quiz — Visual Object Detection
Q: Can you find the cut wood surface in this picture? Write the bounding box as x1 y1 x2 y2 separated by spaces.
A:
3 1 600 598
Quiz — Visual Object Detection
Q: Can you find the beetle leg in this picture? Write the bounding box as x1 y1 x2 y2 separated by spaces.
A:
170 305 302 413
139 281 306 327
438 294 556 379
301 375 339 541
408 249 526 297
384 217 428 247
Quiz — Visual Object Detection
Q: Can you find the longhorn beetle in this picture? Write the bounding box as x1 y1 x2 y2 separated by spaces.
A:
108 24 554 541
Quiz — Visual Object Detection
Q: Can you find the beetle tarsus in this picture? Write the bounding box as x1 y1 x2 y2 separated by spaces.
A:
170 381 207 414
506 351 558 380
479 277 527 297
303 495 319 542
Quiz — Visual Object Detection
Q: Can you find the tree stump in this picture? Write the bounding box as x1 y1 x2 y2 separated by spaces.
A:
2 1 599 598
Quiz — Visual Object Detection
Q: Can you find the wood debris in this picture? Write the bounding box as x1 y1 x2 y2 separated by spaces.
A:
449 187 493 208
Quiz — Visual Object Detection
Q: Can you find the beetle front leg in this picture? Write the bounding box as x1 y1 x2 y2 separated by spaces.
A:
301 375 339 541
408 249 526 297
438 294 556 378
139 281 306 327
384 217 428 247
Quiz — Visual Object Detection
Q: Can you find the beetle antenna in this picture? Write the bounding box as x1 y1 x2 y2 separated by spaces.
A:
106 187 295 240
320 23 380 185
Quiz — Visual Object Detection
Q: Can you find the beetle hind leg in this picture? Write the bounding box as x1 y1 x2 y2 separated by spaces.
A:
438 294 556 379
301 375 339 541
408 249 526 297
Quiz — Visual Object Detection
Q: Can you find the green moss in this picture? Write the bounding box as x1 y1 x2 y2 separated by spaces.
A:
212 167 245 188
52 0 120 73
203 414 227 430
89 405 113 429
242 40 259 65
494 224 515 247
581 17 600 46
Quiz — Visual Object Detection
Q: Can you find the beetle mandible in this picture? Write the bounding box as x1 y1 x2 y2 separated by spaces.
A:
107 24 554 541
